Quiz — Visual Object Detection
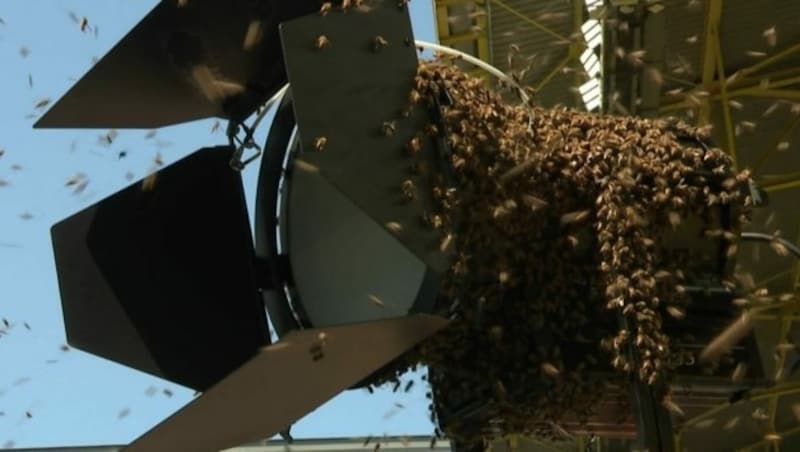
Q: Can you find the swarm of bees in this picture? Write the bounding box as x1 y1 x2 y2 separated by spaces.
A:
362 59 755 444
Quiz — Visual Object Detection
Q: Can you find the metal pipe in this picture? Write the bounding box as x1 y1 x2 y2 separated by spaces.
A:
740 232 800 259
414 40 531 104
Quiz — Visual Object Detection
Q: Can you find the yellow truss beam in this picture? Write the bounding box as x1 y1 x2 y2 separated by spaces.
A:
659 52 800 112
751 115 800 175
735 89 800 101
571 0 585 107
683 383 800 429
491 0 569 43
739 42 800 79
697 0 723 125
739 425 800 451
713 23 737 167
754 268 795 289
440 31 483 45
792 225 800 292
536 54 573 92
433 0 490 64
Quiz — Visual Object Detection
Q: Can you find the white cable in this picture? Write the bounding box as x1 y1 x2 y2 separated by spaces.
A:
250 83 290 132
413 40 530 104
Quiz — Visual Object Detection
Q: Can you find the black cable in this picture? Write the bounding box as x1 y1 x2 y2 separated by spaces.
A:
740 232 800 260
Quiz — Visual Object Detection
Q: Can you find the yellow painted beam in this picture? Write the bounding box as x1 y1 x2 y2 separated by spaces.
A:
659 66 800 112
440 31 483 45
697 0 723 125
735 89 800 101
767 317 793 450
738 424 800 451
435 4 450 40
753 268 794 289
536 54 573 92
571 0 585 108
475 8 490 62
761 175 800 193
683 383 800 428
713 27 737 168
739 42 800 78
791 226 800 291
492 0 569 42
752 115 800 175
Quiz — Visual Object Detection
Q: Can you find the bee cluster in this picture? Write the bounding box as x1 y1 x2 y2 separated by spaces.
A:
367 60 753 443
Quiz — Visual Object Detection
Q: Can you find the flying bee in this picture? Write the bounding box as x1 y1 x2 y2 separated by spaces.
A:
541 362 560 378
34 98 51 109
314 35 330 50
313 136 328 152
142 172 158 191
407 136 422 155
368 294 386 308
381 121 397 137
763 26 777 47
666 306 685 319
408 89 421 105
385 221 402 233
401 179 415 200
319 2 332 15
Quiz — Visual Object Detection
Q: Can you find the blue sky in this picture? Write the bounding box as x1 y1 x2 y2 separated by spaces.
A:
0 1 439 448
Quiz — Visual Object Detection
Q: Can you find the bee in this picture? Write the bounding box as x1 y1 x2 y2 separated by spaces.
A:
381 121 397 137
313 136 328 152
319 2 332 15
409 89 422 105
314 35 330 50
541 362 560 378
763 26 777 47
294 160 320 174
723 416 740 430
439 233 453 253
142 172 158 191
770 237 789 257
407 136 422 155
243 20 264 51
401 179 415 200
373 35 389 52
163 388 174 397
661 396 684 417
309 342 325 361
765 433 782 442
668 211 681 228
34 98 50 109
666 306 685 319
368 294 385 308
559 209 590 225
385 221 402 233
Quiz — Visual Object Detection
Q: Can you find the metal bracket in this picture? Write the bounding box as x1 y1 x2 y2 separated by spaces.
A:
618 311 676 452
227 120 263 171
